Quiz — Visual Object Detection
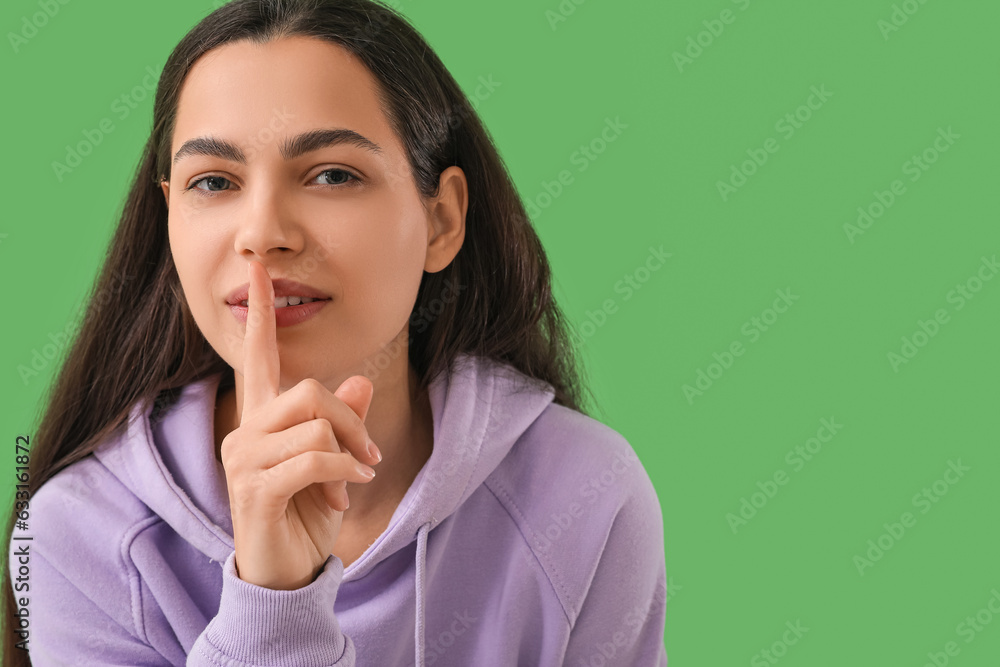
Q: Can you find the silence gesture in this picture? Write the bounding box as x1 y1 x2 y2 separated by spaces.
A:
220 260 381 590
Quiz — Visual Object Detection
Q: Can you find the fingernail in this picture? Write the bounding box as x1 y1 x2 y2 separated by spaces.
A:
357 463 376 479
367 438 382 463
341 487 350 509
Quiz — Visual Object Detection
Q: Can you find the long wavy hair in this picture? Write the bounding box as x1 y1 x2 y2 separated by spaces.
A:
2 0 595 662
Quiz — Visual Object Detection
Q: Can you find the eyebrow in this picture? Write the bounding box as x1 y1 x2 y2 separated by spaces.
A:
171 128 383 166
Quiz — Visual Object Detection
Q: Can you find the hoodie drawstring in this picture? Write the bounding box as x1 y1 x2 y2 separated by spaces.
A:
414 520 432 667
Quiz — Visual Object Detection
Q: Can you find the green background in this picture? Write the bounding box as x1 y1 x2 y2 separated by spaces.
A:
2 0 998 664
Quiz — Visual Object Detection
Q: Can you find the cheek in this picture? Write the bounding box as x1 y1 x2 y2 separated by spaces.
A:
168 219 243 363
365 199 426 272
167 219 218 318
338 201 427 318
334 193 425 263
373 224 428 319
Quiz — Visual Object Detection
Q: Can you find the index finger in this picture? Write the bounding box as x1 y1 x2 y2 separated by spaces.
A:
241 260 280 420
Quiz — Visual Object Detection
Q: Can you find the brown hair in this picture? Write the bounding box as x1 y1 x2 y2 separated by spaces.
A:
3 0 594 661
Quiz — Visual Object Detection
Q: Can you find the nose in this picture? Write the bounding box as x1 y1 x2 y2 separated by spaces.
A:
233 181 305 259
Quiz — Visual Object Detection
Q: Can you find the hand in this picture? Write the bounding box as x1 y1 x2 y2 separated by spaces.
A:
220 260 381 590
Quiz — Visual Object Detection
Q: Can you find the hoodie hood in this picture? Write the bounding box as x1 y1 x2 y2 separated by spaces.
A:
92 352 557 666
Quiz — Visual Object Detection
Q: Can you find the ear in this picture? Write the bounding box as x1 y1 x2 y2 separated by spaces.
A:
424 166 467 274
160 179 170 208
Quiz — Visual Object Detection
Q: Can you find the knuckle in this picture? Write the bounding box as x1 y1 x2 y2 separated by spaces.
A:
301 449 325 470
220 429 239 450
313 419 339 452
233 473 267 509
302 377 326 399
255 468 277 497
311 417 333 440
220 432 244 468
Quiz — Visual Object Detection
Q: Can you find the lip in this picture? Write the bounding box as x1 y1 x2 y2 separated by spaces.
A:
225 278 332 328
228 299 329 327
225 278 332 305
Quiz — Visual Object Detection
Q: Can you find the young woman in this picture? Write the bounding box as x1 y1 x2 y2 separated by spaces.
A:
3 0 668 664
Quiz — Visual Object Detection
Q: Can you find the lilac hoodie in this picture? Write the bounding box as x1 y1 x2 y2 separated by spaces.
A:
10 353 667 665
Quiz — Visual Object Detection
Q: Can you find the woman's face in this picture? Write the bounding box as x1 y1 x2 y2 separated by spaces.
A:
162 36 465 386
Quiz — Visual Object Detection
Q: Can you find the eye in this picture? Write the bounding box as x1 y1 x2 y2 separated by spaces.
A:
182 168 362 199
313 168 361 187
185 175 233 194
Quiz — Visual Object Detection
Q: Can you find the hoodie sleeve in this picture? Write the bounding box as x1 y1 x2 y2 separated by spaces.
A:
188 550 356 666
10 538 355 666
561 465 669 666
9 545 178 666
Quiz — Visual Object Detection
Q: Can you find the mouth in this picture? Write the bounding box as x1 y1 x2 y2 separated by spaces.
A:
235 295 324 309
225 278 332 306
226 278 332 327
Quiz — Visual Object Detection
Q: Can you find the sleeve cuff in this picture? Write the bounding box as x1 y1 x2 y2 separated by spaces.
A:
192 550 355 665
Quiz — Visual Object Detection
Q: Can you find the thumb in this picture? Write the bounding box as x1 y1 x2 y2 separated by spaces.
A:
334 375 375 425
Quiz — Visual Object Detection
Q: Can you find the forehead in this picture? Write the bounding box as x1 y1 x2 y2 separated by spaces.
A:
171 36 395 157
